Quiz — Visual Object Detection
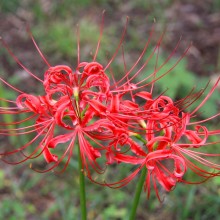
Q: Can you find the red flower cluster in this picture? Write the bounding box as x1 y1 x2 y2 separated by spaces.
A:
1 21 220 199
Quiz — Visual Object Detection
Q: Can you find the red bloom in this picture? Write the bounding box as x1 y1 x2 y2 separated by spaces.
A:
1 17 220 201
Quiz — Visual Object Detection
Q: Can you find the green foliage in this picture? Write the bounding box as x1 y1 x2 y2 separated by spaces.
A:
102 204 127 219
168 183 220 220
34 22 76 61
32 18 112 65
136 50 196 98
192 77 220 118
154 57 196 98
212 0 220 12
0 170 5 188
0 0 20 13
0 198 26 219
0 77 17 145
133 0 174 11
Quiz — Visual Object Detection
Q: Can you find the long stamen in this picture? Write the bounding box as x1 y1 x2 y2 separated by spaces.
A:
0 37 43 82
0 77 24 93
113 24 155 88
190 77 220 116
76 24 80 66
104 16 129 71
27 26 51 67
93 10 105 61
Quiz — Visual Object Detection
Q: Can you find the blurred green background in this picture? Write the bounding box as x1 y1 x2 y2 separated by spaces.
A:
0 0 220 219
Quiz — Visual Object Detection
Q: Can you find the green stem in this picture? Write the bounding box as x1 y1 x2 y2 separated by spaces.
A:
78 145 87 220
129 167 147 220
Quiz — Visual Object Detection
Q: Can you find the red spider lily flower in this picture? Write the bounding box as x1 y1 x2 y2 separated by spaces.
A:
1 14 220 201
102 79 220 200
0 62 110 175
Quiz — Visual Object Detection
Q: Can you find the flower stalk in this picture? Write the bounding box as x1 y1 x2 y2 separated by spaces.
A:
129 166 147 220
78 145 87 220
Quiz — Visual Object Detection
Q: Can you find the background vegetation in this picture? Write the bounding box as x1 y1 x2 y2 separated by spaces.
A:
0 0 220 219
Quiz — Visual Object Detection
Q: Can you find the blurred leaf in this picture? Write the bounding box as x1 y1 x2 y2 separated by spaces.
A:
0 0 20 13
0 170 5 188
102 204 127 219
155 57 196 98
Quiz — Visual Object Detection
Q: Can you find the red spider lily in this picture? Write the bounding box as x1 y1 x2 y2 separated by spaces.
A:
102 79 220 200
0 63 110 175
1 15 220 201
